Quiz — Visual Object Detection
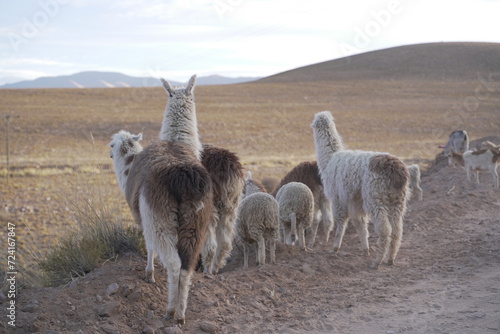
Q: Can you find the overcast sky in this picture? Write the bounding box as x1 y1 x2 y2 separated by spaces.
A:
1 0 499 85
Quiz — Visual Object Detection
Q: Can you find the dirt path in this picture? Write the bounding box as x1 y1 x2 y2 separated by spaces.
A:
8 143 500 334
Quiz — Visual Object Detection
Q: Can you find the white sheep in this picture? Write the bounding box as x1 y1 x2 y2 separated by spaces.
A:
275 182 314 251
235 172 279 268
407 164 423 201
272 161 334 248
311 111 409 269
447 149 500 188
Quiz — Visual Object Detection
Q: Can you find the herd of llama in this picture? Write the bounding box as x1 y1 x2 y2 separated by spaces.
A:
109 75 414 324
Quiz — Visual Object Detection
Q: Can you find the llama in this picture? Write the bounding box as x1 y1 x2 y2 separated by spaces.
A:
311 111 409 269
110 131 213 324
275 182 314 251
235 172 279 268
159 76 244 275
478 140 500 153
447 149 500 188
407 164 423 202
272 161 334 248
439 130 469 155
200 144 244 274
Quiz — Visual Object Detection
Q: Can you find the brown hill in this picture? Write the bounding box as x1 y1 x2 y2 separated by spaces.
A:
258 42 500 83
11 137 500 334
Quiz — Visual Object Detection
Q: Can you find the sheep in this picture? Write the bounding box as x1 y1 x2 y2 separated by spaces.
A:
311 111 409 269
159 76 244 275
272 161 334 248
407 164 423 201
447 149 500 188
275 182 315 251
110 131 213 325
439 130 469 155
235 172 279 268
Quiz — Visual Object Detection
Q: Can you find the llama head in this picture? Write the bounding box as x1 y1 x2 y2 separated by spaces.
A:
310 111 334 130
161 74 197 99
109 130 143 160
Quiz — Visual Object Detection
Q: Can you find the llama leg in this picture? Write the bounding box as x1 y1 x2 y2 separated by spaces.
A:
145 246 156 283
332 208 348 253
387 212 404 266
370 211 392 269
257 235 266 266
353 216 370 256
475 171 480 184
201 218 217 274
242 243 249 269
163 247 181 320
416 185 423 201
321 199 334 243
176 268 193 325
140 202 156 283
213 210 236 273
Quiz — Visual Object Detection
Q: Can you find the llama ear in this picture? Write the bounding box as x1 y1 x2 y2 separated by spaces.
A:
160 78 174 97
185 74 197 95
132 133 142 142
246 171 252 181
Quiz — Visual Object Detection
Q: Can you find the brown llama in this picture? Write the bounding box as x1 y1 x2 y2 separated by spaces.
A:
110 131 213 324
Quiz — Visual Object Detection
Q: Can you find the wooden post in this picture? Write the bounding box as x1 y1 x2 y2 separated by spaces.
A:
3 114 19 185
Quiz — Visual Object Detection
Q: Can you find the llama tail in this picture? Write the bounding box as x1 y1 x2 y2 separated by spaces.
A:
166 164 212 204
369 154 409 191
171 165 214 272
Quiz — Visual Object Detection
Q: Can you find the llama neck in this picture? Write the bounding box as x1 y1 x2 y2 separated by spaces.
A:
113 149 140 195
159 98 202 160
313 122 344 173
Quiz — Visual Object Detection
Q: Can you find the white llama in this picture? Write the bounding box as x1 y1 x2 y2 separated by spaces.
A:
159 76 244 275
110 131 213 324
311 111 409 269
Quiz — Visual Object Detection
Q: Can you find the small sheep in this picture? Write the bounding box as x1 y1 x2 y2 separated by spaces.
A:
448 149 500 188
407 164 423 201
235 172 279 268
275 182 314 251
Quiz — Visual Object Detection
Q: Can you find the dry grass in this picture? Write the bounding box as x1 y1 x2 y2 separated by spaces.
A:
0 77 499 276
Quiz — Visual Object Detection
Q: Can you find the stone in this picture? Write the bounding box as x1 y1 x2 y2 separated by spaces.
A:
22 302 39 313
199 321 219 334
127 289 142 303
106 282 119 296
121 283 135 297
163 326 183 334
97 301 121 317
100 323 121 334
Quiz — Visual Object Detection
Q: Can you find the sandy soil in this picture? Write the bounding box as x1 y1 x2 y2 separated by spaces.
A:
5 137 500 334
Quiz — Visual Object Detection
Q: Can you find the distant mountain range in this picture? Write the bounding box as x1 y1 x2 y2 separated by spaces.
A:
0 72 260 89
258 42 500 83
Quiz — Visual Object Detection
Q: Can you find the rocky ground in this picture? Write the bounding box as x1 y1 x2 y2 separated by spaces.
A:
4 137 500 334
